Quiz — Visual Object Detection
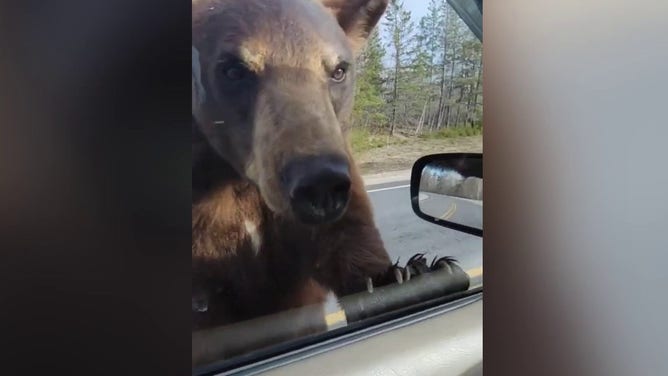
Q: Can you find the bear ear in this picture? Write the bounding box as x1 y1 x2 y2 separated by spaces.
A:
321 0 388 54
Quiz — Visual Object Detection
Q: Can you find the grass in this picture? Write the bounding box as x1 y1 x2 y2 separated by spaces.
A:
350 128 406 154
350 125 482 155
419 124 483 140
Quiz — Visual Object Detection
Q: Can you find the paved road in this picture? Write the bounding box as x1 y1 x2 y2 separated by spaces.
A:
418 192 482 230
367 181 482 276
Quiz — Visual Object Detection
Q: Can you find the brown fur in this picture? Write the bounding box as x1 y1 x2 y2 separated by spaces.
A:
192 0 391 330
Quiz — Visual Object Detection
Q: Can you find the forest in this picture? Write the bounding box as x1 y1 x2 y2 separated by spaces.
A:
352 0 483 138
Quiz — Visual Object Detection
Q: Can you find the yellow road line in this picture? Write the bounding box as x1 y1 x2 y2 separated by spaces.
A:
466 267 483 279
440 202 457 220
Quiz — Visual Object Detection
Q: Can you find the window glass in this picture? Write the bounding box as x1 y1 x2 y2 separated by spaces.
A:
192 0 482 372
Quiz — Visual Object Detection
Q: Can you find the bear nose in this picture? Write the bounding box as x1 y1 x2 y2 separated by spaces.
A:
281 155 351 224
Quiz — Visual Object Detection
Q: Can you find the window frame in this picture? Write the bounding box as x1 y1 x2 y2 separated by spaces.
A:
193 287 483 376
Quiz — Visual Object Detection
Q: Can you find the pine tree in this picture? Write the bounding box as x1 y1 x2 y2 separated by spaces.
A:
383 0 414 136
353 29 386 129
347 0 482 137
415 0 444 132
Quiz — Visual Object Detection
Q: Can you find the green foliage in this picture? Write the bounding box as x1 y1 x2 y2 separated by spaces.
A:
384 0 415 66
383 0 417 135
419 124 483 139
349 128 408 154
351 0 482 137
353 30 387 128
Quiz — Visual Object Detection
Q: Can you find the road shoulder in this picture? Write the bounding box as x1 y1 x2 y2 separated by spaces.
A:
362 169 412 187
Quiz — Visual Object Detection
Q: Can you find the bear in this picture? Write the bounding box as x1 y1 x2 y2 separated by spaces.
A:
190 0 464 340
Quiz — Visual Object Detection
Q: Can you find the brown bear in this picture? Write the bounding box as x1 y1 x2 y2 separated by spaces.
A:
191 0 400 331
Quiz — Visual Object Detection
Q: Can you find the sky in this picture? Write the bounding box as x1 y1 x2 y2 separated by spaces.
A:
405 1 429 20
379 1 431 39
378 1 429 66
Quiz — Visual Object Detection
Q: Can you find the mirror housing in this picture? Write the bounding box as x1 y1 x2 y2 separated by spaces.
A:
447 0 482 42
410 153 483 237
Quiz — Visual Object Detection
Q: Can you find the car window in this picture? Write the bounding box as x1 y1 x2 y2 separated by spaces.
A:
192 0 482 373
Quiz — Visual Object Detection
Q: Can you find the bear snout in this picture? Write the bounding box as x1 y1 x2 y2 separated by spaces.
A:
281 154 351 224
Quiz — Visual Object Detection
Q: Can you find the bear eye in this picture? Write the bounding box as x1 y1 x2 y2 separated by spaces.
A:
218 59 249 81
331 65 347 83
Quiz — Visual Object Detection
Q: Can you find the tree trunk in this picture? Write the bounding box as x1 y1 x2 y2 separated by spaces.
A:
435 6 449 130
444 50 457 127
435 58 447 129
465 91 474 126
425 98 434 131
454 86 466 126
389 57 399 136
470 60 482 125
443 13 459 128
415 99 428 135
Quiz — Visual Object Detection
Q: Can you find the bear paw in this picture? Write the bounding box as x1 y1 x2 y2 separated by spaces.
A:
365 252 464 292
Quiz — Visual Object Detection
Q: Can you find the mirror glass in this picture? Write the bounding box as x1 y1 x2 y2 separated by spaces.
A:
416 155 482 231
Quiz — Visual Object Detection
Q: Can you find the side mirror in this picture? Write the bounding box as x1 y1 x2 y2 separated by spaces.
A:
410 153 482 237
447 0 482 42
